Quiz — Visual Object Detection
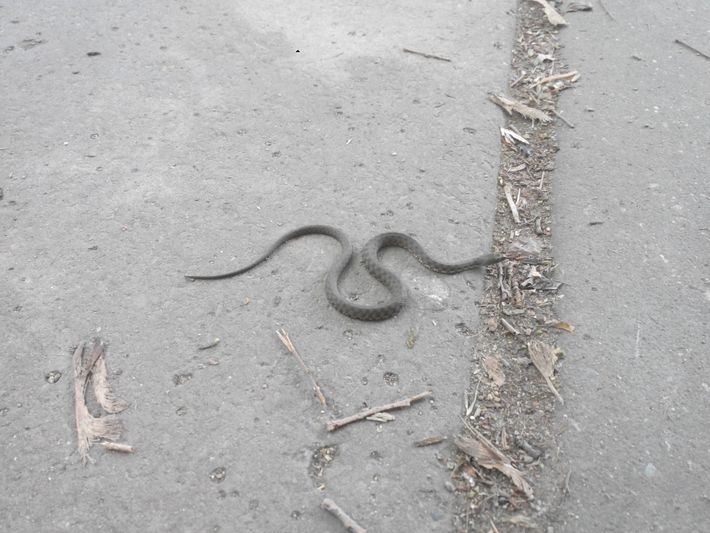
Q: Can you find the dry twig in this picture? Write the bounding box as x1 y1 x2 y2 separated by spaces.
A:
321 498 367 533
326 391 432 432
500 317 520 335
276 329 327 407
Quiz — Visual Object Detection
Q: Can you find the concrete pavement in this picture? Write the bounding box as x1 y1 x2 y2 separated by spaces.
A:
0 1 515 531
551 3 710 531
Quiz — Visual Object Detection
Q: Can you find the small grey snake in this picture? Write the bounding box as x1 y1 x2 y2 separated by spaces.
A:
185 225 503 321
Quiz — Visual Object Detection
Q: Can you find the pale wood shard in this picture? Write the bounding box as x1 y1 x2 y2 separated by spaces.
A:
500 127 529 146
326 391 432 432
503 183 521 224
101 442 136 454
490 93 551 123
321 498 367 533
529 0 568 26
366 412 396 423
535 71 580 86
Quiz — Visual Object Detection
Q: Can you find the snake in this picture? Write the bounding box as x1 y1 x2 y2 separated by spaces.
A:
184 225 504 321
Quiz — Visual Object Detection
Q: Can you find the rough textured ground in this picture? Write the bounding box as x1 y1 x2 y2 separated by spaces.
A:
549 2 710 532
0 1 516 532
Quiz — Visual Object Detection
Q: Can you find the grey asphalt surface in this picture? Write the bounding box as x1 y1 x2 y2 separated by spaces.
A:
551 3 710 532
0 1 514 532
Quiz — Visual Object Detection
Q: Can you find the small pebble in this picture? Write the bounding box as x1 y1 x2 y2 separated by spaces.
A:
209 466 227 483
45 370 62 384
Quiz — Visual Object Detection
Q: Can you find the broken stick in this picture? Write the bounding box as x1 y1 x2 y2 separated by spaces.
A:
101 442 136 454
321 498 367 533
326 391 432 432
276 329 327 407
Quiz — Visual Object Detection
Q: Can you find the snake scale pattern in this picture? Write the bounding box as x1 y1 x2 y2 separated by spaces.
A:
185 225 503 321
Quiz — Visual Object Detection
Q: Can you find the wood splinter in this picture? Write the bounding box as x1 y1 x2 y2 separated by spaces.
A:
321 498 367 533
101 442 136 453
326 391 432 432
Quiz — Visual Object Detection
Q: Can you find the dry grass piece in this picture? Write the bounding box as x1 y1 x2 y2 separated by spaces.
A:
527 340 564 403
455 431 534 500
490 93 551 123
73 339 128 464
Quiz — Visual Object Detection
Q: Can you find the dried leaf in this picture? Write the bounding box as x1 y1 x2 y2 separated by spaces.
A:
529 0 568 26
490 93 551 123
527 340 564 403
483 355 505 387
455 433 534 499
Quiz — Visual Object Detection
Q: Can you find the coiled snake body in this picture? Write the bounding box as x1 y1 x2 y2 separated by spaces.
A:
185 225 503 321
